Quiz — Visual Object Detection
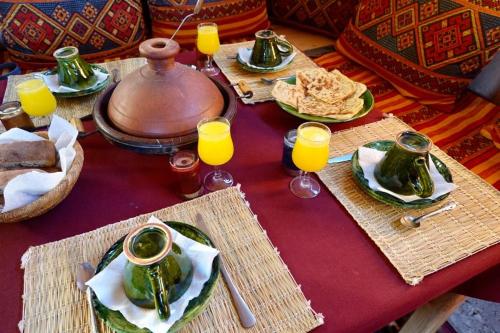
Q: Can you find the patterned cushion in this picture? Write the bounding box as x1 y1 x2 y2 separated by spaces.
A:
0 0 146 70
268 0 359 38
336 0 500 110
147 0 270 46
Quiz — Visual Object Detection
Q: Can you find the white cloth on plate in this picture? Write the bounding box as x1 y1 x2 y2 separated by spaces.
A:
0 115 78 212
238 47 296 70
86 216 219 333
38 68 108 93
358 146 457 202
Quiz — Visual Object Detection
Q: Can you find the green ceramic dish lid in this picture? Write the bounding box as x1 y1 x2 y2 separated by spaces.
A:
275 76 374 123
92 221 220 333
41 64 110 98
351 140 453 209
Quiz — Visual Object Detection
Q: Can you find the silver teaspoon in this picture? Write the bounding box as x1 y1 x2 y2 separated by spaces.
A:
400 201 457 228
77 262 99 333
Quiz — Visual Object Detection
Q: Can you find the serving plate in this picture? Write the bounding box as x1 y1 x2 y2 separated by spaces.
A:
93 221 220 333
275 76 374 123
351 140 453 208
41 64 110 98
236 47 295 73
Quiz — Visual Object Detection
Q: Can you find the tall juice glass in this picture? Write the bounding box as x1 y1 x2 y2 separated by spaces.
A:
197 22 220 76
197 117 234 191
290 122 331 198
16 79 57 118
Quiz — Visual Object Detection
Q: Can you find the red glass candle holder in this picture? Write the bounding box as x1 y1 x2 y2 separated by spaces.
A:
169 150 203 199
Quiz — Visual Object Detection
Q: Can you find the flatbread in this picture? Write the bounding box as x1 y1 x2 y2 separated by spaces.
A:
271 81 301 108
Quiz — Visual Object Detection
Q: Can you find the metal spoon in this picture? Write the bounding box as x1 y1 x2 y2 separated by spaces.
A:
77 262 99 333
260 75 294 85
400 201 457 228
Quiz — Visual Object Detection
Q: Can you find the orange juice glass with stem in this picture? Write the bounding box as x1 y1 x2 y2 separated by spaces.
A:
16 79 57 122
197 22 220 76
290 122 331 198
197 117 234 191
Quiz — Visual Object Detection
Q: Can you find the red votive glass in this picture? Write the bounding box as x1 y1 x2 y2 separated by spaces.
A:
169 150 203 199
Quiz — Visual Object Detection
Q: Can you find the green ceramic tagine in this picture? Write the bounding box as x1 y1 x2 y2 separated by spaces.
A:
53 46 97 90
122 222 194 320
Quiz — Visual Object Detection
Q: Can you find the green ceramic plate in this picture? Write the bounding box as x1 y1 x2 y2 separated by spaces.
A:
92 221 220 333
275 76 375 123
41 64 110 98
236 53 294 73
352 140 453 209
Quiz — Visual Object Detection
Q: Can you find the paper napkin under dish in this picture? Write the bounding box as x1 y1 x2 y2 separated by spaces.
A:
238 47 296 70
358 146 457 202
38 68 109 93
86 216 219 333
0 115 78 212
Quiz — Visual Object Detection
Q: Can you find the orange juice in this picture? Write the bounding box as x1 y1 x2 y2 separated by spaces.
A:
292 126 330 172
16 79 57 117
198 121 234 166
197 25 220 55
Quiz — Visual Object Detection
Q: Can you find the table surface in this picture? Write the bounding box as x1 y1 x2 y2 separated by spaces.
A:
0 53 499 333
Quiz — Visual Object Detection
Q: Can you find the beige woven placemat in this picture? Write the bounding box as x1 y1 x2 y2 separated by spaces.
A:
20 186 323 333
318 117 500 285
2 57 146 132
213 41 318 104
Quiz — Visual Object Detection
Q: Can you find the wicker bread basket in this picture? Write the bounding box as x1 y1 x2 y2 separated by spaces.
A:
0 132 84 223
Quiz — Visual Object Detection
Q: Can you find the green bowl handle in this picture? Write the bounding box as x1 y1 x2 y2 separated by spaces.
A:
148 264 171 320
411 156 434 198
277 39 293 57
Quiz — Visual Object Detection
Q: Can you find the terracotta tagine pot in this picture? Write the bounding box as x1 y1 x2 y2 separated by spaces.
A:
108 38 224 138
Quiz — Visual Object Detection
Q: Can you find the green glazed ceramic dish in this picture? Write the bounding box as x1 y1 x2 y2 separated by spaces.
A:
92 221 220 333
236 52 294 73
41 64 110 98
352 140 453 209
275 76 374 123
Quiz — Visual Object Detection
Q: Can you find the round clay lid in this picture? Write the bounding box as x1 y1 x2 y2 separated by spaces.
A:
108 38 224 138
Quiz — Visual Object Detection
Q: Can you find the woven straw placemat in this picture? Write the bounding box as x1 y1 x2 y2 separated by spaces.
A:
2 57 146 132
20 186 323 333
213 41 318 104
317 117 500 285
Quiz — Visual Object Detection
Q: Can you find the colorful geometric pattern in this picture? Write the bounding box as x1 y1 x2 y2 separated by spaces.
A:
148 0 270 46
315 51 500 189
268 0 358 38
336 0 500 110
0 0 145 70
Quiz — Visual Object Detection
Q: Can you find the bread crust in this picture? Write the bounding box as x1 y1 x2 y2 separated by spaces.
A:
0 141 56 169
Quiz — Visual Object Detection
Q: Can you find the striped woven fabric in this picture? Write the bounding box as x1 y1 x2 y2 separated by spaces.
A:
315 52 500 189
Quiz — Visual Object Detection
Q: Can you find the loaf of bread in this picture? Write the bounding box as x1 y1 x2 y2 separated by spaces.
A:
0 141 56 169
0 168 44 194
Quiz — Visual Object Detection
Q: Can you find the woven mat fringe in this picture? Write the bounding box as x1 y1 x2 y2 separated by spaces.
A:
213 41 318 104
317 116 500 285
20 185 323 333
2 58 146 132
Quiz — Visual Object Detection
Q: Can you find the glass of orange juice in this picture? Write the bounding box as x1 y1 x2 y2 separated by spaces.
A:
290 122 331 198
197 117 234 191
16 78 57 119
197 22 220 76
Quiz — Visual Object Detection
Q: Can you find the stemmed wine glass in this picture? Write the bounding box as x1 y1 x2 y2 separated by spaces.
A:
290 122 331 198
197 117 234 191
15 78 57 123
196 22 221 76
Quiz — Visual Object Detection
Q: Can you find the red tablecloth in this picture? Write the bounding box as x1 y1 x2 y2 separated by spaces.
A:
0 54 498 333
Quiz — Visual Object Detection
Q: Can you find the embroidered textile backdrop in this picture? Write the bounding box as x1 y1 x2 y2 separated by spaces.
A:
336 0 500 110
0 0 146 69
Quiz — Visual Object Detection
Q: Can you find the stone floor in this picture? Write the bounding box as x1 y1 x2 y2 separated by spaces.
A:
449 298 500 333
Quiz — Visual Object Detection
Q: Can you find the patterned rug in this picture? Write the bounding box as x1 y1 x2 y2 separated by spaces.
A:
315 51 500 189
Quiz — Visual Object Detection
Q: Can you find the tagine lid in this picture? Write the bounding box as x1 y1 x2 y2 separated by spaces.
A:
108 38 224 138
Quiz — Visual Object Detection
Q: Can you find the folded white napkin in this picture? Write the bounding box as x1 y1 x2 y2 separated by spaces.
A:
38 68 108 93
0 115 78 212
358 146 457 202
238 47 296 70
86 216 219 333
